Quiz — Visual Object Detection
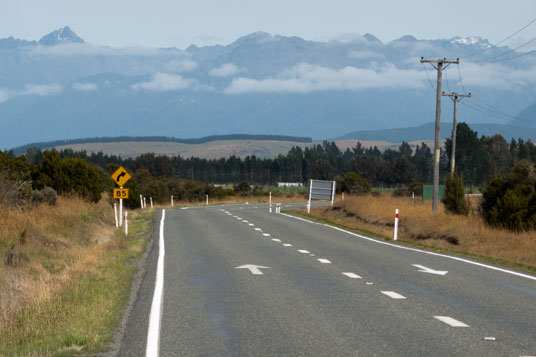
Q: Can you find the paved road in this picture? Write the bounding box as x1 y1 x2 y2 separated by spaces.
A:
120 203 536 356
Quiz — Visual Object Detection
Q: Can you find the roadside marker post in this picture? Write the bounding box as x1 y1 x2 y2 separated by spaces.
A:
206 194 209 206
171 195 174 207
143 197 146 209
124 211 128 236
119 186 123 227
114 202 118 228
269 192 272 213
394 209 399 241
140 194 143 209
342 192 345 201
150 197 153 209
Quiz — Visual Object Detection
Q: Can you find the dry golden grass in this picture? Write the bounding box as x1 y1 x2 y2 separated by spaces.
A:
306 194 536 269
0 196 114 332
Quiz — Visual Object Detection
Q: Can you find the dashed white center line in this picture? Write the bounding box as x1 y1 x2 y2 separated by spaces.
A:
317 259 331 264
283 244 293 247
262 233 271 237
272 239 281 242
434 316 469 327
298 250 310 254
342 272 362 279
248 223 255 226
254 228 262 231
381 291 407 299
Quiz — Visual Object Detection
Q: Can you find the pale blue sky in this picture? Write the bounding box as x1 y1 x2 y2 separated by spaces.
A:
1 0 535 49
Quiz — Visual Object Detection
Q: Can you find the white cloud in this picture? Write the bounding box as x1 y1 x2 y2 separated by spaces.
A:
209 63 239 77
349 50 385 60
224 63 425 94
0 88 10 103
30 43 168 57
22 84 62 96
131 73 198 91
72 82 98 91
165 59 198 72
454 63 536 89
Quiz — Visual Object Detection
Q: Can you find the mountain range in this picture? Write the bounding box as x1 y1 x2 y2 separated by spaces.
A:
1 26 535 149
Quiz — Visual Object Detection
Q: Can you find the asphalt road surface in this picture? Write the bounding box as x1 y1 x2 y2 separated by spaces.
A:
119 203 536 356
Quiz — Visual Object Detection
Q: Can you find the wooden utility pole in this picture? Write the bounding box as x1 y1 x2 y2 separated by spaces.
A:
420 57 459 211
442 91 471 175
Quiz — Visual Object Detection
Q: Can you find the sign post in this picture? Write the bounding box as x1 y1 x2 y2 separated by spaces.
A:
307 179 336 214
111 166 131 227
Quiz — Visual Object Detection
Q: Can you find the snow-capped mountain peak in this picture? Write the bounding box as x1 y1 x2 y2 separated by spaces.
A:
39 26 85 46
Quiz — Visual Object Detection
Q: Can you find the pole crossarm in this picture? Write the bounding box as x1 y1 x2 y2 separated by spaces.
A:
442 92 471 98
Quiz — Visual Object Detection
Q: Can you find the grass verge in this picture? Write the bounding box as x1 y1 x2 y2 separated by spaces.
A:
0 197 155 356
287 195 536 275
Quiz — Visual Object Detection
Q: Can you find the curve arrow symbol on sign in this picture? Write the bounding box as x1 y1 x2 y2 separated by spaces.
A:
413 264 448 275
235 265 270 275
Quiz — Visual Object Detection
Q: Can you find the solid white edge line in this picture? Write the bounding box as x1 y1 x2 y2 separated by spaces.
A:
146 209 166 357
434 316 469 327
279 213 536 282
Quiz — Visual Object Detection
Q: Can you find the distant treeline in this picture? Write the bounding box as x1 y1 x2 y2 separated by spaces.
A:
20 123 536 189
11 134 313 155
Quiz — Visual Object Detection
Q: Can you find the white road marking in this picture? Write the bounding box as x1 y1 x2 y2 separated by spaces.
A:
309 254 315 256
242 220 249 223
235 264 270 275
254 228 262 231
262 233 271 237
283 244 293 247
181 207 188 210
366 282 373 285
279 213 536 282
434 316 469 327
272 238 281 242
298 250 310 254
413 264 448 275
381 291 406 299
484 337 496 341
248 223 255 226
342 272 362 279
318 259 331 264
146 210 166 357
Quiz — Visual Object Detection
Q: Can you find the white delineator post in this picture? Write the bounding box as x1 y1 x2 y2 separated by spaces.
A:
342 192 345 201
150 197 153 209
394 209 399 241
171 195 174 207
206 194 209 206
119 186 123 227
140 194 143 209
143 197 147 209
269 192 272 213
331 181 336 206
307 179 312 214
124 211 128 236
114 202 118 228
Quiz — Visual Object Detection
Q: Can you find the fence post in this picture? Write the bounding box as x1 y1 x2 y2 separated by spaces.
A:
394 209 399 241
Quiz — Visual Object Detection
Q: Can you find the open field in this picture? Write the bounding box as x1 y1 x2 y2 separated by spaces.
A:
0 197 154 356
299 195 536 271
53 139 437 159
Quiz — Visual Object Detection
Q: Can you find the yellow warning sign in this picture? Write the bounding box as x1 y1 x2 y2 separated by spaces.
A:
113 188 129 199
111 166 131 187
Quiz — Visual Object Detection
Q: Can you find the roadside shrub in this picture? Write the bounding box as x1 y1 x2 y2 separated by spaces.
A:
31 187 58 206
0 172 32 207
442 173 470 215
336 172 370 195
480 160 536 231
234 181 251 196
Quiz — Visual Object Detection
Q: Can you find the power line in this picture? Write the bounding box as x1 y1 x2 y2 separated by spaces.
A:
469 35 536 63
462 16 536 59
422 62 436 90
456 64 468 94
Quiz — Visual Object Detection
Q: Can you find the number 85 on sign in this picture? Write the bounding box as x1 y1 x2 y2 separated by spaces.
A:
113 188 129 199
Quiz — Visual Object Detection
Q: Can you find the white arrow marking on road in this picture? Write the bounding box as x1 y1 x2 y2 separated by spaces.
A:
413 264 448 275
235 265 270 275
